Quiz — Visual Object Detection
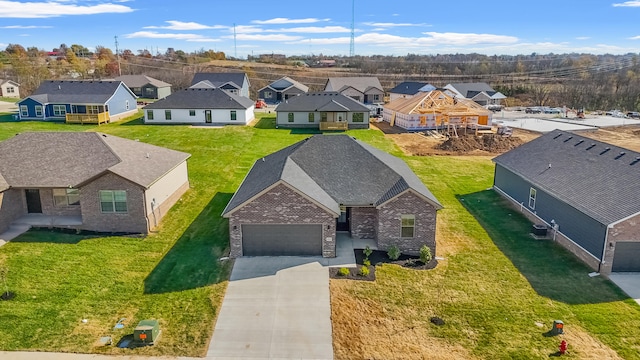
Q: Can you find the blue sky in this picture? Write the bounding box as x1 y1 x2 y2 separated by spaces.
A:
1 0 640 57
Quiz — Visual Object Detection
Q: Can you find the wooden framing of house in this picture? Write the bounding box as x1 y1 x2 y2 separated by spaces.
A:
383 90 492 131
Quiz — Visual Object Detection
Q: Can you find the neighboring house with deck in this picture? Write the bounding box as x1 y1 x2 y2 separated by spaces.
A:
114 75 172 99
258 76 309 104
190 72 251 98
0 79 20 98
275 92 370 130
143 88 255 125
324 77 384 104
17 80 138 124
493 130 640 275
222 134 443 258
0 132 190 235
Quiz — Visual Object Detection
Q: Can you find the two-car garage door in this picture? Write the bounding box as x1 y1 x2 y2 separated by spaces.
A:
241 224 322 256
612 242 640 272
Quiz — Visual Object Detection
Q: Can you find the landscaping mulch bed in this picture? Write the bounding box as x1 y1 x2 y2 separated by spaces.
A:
329 249 438 281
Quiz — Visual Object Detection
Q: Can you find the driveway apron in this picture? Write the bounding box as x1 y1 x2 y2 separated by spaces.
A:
206 257 333 359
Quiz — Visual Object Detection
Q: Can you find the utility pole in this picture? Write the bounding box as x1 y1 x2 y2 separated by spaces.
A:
349 0 355 57
114 35 122 76
234 23 237 59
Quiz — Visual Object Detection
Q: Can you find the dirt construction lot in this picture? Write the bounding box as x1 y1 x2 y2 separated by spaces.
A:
372 121 640 156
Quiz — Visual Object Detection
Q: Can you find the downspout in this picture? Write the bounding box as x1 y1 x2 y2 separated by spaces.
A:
598 223 613 273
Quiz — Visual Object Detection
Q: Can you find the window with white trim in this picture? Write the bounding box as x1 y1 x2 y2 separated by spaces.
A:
189 109 196 116
35 105 43 117
7 87 15 93
529 188 537 209
230 110 237 121
146 110 154 120
53 105 66 116
20 105 28 117
308 113 315 122
99 190 127 213
264 91 272 98
288 113 294 122
53 189 80 206
401 215 415 238
165 110 172 120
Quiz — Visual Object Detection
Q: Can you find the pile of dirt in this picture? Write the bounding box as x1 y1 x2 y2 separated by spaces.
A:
436 134 524 153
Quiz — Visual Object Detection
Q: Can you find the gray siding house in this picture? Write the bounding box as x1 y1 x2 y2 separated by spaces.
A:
115 75 172 99
222 135 443 258
324 77 384 104
190 72 251 98
0 132 190 235
258 76 309 104
444 82 506 107
493 130 640 274
143 88 255 125
275 92 370 130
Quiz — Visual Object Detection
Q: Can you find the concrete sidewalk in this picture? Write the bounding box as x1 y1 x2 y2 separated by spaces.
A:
609 273 640 306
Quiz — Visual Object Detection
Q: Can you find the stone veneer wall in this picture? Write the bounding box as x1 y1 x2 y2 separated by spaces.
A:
0 189 26 233
227 183 336 258
350 207 376 239
377 191 437 255
80 173 148 233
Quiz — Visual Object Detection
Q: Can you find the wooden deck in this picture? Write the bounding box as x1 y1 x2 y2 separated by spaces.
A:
66 112 109 125
319 122 348 131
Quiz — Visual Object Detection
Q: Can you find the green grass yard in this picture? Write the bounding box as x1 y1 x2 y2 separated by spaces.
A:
0 113 639 358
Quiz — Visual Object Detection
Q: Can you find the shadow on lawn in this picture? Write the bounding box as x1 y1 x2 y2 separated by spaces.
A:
253 116 276 129
458 189 627 305
143 192 234 294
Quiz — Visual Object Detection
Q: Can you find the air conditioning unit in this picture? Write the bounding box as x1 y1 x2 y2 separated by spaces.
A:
133 319 161 345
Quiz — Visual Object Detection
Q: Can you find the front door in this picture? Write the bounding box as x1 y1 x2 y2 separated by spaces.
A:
205 110 212 123
25 189 42 213
337 207 350 232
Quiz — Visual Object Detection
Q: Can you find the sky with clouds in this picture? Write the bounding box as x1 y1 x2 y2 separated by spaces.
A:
1 0 640 57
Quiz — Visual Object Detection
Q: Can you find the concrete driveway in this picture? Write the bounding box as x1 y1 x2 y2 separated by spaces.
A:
206 257 334 360
609 273 640 306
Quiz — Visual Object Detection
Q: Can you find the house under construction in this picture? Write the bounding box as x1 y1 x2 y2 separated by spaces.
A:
382 90 493 131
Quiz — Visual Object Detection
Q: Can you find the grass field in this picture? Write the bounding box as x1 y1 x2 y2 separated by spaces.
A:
1 112 640 358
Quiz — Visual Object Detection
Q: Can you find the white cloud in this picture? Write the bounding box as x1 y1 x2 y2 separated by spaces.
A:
421 32 518 45
630 35 640 39
0 0 134 18
291 32 518 47
268 26 352 34
124 31 220 42
144 20 226 31
613 1 640 6
232 25 263 34
251 17 330 25
229 33 304 41
363 22 428 27
0 25 52 28
576 36 591 40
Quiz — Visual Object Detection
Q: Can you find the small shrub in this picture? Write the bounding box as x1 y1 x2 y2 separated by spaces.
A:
420 245 432 264
359 266 370 277
363 246 373 260
387 245 400 260
338 267 350 276
363 259 371 267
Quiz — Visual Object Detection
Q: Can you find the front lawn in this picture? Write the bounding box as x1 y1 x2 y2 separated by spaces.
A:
0 112 312 356
331 155 640 359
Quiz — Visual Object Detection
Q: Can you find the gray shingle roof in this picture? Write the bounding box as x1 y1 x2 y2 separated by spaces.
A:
190 72 248 88
26 80 133 104
222 135 442 216
259 76 309 92
0 132 190 189
143 88 254 110
325 77 383 93
493 130 640 225
115 75 171 88
447 82 496 97
389 82 431 95
274 92 369 112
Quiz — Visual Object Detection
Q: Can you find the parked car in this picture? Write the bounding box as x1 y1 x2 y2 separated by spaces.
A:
544 107 561 114
627 111 640 119
525 107 542 114
606 110 625 118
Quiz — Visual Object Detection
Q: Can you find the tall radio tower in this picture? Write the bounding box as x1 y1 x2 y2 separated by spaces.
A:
349 0 355 57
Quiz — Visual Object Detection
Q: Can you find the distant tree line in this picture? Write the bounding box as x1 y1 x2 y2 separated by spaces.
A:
1 43 638 111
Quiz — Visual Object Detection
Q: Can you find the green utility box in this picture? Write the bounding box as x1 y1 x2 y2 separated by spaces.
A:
133 319 160 345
